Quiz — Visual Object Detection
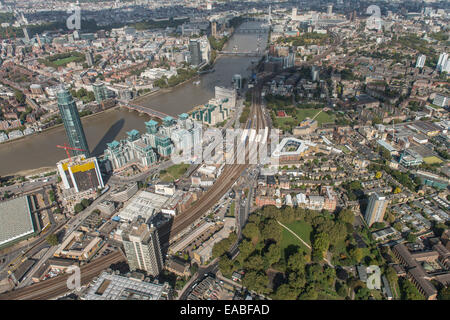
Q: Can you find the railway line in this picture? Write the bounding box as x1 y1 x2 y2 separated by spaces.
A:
0 250 125 300
159 87 267 246
1 88 267 300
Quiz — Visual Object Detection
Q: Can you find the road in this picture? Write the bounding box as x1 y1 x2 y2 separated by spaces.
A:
0 176 58 196
178 259 219 300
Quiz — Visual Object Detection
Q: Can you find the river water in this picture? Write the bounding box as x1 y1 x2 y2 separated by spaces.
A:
0 22 268 176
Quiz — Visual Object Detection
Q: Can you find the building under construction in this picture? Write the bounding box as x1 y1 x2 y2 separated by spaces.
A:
57 155 104 193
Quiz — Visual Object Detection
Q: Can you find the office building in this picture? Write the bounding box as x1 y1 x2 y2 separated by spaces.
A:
92 82 111 104
117 191 169 222
416 54 426 69
83 271 169 300
54 231 103 261
364 193 388 227
57 155 105 193
86 50 94 67
433 94 448 108
215 86 237 108
232 74 243 90
189 39 202 66
311 66 320 81
327 4 333 15
121 220 163 276
436 53 448 72
57 88 90 157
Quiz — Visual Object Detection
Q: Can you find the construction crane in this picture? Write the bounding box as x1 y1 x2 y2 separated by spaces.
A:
56 143 86 161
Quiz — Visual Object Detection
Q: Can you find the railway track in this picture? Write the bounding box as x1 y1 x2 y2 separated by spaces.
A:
160 87 267 245
1 89 267 300
0 251 125 300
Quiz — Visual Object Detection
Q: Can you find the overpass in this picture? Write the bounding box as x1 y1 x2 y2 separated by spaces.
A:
234 27 270 34
218 51 264 57
122 103 174 119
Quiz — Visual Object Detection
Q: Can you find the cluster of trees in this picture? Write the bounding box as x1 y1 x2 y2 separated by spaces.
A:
39 51 86 68
264 94 292 110
239 105 251 124
154 68 198 89
216 205 370 299
342 180 363 201
369 163 418 192
74 198 92 214
133 18 189 31
277 32 329 47
208 36 229 51
70 88 96 103
46 233 59 246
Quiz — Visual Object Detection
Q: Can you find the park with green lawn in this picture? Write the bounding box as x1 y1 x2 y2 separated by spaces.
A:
159 164 190 183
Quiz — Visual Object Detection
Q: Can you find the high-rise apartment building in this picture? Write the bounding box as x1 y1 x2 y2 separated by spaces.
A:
57 88 90 157
189 39 202 66
364 193 388 227
92 82 112 104
121 220 163 276
416 54 426 68
437 53 449 72
86 50 94 67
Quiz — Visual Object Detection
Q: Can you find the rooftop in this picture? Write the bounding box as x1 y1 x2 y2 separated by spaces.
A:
0 196 35 247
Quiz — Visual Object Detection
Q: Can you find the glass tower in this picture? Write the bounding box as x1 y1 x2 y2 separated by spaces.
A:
57 88 90 157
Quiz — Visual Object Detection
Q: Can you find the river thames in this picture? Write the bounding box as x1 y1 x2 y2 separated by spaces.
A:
0 22 268 176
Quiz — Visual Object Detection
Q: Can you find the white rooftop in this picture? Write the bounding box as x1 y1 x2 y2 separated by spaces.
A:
118 191 169 222
0 196 35 247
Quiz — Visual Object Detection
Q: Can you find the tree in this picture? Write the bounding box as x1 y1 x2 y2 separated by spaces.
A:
393 187 402 194
299 283 318 300
406 233 417 243
81 198 91 208
312 232 329 260
46 234 59 246
336 282 348 297
14 90 26 104
190 263 199 276
237 239 255 264
438 286 450 300
242 222 260 243
337 209 355 225
400 278 424 300
243 254 265 271
375 171 382 179
287 249 309 273
243 270 271 295
264 244 281 267
349 247 364 263
274 284 298 300
355 287 371 300
261 219 282 243
74 203 84 213
218 255 234 277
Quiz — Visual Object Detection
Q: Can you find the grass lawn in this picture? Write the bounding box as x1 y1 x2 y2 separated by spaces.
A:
160 164 190 182
280 220 313 259
337 145 351 154
53 56 81 66
273 108 335 133
228 201 235 217
423 156 443 165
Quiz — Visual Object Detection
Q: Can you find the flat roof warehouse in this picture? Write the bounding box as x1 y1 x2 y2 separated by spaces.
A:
0 196 36 248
